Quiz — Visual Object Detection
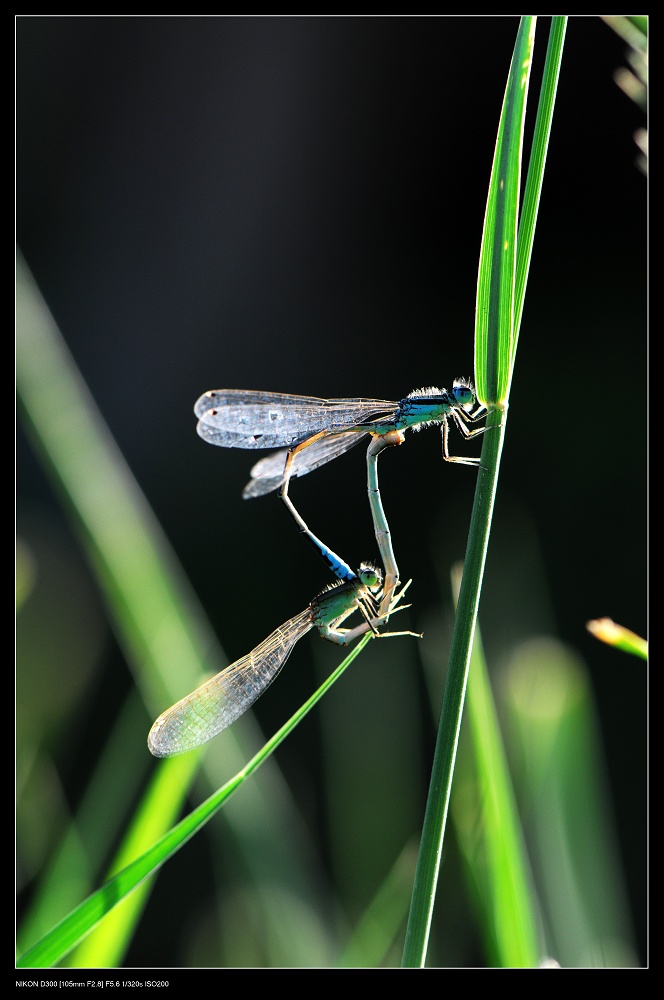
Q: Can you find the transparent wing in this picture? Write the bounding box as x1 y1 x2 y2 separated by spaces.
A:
148 610 313 757
242 430 371 498
195 389 396 449
194 389 327 420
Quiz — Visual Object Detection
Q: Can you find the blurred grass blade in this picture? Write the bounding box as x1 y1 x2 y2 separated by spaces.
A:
18 248 215 963
502 639 640 966
18 757 246 968
65 749 200 967
586 618 648 660
17 635 372 969
449 565 539 968
601 15 648 52
16 538 36 611
16 250 228 714
16 249 340 966
336 838 418 968
16 691 154 958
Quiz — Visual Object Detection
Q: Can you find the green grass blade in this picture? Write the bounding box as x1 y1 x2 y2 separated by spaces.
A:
18 756 236 969
402 16 569 968
402 399 506 968
16 635 371 969
449 566 539 968
586 618 648 660
503 638 640 966
65 749 200 967
514 17 568 356
16 251 228 720
336 839 418 967
475 18 535 406
18 250 218 962
453 19 567 968
16 692 152 957
402 18 535 967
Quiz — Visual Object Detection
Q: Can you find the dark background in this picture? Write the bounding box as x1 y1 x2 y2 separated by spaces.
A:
17 16 647 966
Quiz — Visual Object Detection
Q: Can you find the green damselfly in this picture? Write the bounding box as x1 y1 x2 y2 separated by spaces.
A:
148 565 417 757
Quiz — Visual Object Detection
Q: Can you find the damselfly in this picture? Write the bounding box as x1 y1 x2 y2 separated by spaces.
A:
148 564 417 757
194 380 488 611
195 379 487 497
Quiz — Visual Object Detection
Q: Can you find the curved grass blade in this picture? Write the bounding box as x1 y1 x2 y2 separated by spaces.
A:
17 634 372 969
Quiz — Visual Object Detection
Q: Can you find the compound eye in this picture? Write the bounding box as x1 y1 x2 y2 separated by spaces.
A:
452 380 474 407
358 563 382 590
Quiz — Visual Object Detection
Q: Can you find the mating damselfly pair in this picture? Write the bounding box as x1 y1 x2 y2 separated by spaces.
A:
148 379 488 757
